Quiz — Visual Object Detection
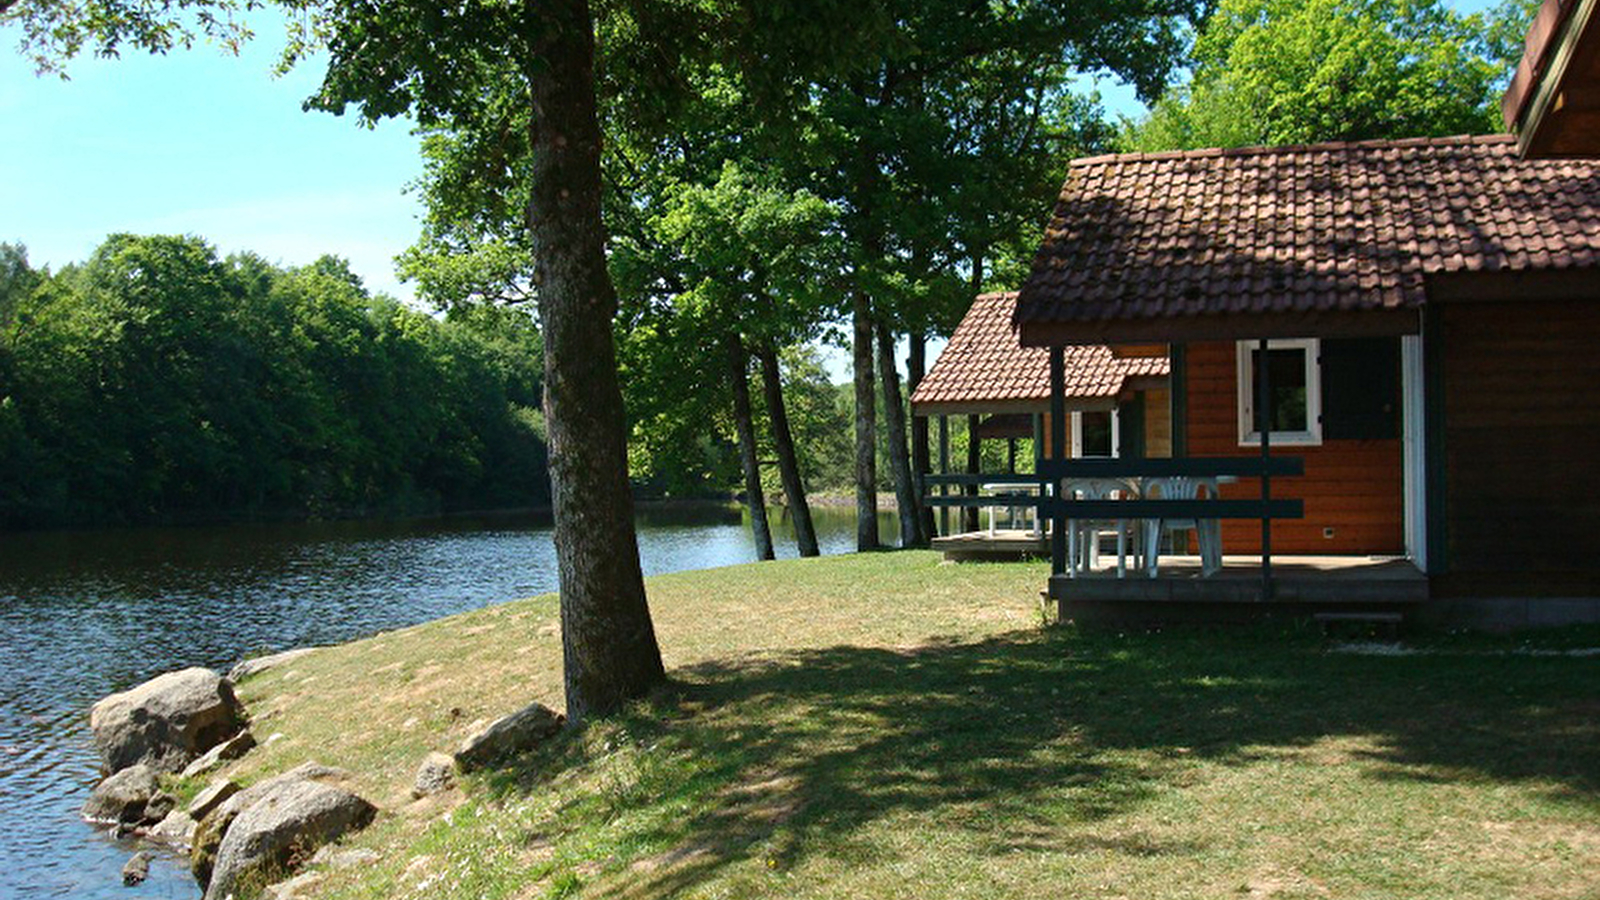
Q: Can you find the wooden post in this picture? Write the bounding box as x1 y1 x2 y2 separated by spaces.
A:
964 414 981 533
1032 414 1044 470
938 414 950 537
1050 346 1067 577
1032 413 1045 539
1256 338 1273 600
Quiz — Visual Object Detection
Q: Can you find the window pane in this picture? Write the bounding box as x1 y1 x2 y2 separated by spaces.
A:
1081 410 1113 457
1251 347 1308 434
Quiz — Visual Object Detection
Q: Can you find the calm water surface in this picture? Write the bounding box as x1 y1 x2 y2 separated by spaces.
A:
0 505 892 899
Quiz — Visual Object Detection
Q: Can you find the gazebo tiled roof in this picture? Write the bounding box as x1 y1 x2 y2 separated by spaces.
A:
910 292 1168 415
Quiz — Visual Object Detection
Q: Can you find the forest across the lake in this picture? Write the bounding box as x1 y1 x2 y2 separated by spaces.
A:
0 235 925 530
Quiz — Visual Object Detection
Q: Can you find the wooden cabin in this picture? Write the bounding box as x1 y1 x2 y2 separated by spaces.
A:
982 134 1600 629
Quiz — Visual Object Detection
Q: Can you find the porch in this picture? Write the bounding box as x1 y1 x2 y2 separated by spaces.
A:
1048 553 1427 625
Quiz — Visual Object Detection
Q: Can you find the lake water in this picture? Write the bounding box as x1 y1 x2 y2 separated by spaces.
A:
0 504 893 899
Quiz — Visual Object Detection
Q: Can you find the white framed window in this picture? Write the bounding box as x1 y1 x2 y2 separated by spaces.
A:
1071 408 1120 458
1237 338 1322 446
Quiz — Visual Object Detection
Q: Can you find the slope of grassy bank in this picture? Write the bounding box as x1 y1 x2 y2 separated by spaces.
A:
222 552 1599 900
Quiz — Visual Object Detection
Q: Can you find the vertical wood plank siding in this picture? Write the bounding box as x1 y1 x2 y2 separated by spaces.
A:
1185 341 1404 554
1144 389 1173 458
1442 299 1600 580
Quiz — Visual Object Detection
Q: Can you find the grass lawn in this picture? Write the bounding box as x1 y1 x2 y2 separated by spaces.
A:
220 551 1600 900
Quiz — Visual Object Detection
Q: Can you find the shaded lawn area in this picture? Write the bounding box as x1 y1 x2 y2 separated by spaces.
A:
228 552 1600 900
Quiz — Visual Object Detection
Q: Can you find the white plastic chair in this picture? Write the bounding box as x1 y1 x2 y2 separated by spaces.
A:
1140 476 1222 577
1061 477 1138 578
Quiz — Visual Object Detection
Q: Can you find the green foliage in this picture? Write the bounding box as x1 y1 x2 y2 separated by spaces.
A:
611 159 845 498
0 235 548 528
778 347 853 493
790 1 1172 338
5 0 260 75
3 0 1203 511
1124 0 1542 151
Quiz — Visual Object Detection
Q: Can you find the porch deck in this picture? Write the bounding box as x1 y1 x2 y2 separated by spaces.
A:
930 531 1048 561
1050 555 1427 624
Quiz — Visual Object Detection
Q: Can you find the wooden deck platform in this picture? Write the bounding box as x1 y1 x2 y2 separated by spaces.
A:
931 531 1048 562
1049 555 1428 625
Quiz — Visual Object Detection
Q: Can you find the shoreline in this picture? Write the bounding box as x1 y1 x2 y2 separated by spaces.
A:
0 494 906 537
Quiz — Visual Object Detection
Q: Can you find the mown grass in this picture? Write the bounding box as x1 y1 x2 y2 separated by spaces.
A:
219 551 1600 900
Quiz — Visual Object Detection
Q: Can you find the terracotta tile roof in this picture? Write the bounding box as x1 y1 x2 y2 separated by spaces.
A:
910 292 1168 413
1014 134 1600 329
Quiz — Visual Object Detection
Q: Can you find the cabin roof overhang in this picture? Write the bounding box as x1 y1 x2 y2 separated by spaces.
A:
1013 135 1600 343
1016 308 1420 347
1502 0 1600 158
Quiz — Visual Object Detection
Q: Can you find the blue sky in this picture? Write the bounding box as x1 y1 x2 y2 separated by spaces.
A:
0 18 422 300
0 16 1155 307
0 1 1509 311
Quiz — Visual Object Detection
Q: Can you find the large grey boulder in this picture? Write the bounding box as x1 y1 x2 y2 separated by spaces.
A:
204 778 376 900
90 668 246 774
190 763 359 890
454 702 564 771
228 648 317 684
82 764 159 824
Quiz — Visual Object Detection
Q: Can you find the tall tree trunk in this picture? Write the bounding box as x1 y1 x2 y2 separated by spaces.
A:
757 345 820 557
908 332 935 543
963 414 982 532
726 334 773 561
877 321 923 548
852 287 879 550
525 0 663 724
961 249 987 536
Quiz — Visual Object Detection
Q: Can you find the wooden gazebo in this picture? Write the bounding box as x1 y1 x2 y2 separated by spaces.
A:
909 291 1169 559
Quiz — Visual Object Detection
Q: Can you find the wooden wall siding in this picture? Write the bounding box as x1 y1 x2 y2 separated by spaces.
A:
1185 341 1404 555
1145 389 1172 458
1042 389 1171 460
1442 299 1600 574
1040 411 1088 459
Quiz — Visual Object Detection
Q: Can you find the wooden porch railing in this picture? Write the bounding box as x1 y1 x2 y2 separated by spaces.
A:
922 457 1306 596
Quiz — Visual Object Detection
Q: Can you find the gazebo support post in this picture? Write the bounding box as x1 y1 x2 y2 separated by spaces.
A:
1050 346 1067 577
938 415 950 537
964 414 981 532
1256 337 1274 600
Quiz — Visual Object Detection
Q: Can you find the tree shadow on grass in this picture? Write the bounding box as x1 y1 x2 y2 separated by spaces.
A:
481 627 1600 897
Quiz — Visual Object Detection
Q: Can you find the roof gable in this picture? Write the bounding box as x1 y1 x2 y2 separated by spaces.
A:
911 292 1168 413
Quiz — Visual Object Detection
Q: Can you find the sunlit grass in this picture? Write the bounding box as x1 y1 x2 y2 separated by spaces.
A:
216 551 1600 900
